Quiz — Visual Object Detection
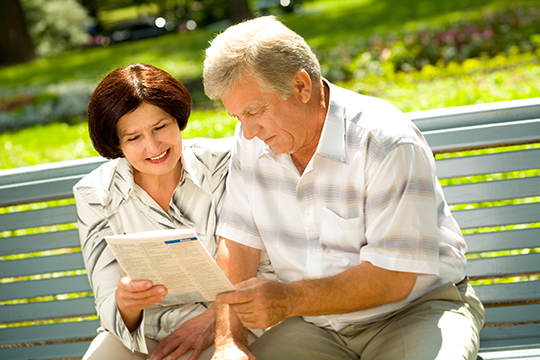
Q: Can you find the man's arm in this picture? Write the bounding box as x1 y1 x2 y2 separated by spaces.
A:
213 237 260 359
219 261 418 329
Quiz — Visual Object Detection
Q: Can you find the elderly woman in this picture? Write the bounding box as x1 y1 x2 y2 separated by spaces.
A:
74 63 271 360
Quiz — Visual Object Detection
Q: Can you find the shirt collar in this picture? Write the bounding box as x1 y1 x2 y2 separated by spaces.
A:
316 80 347 163
107 146 211 211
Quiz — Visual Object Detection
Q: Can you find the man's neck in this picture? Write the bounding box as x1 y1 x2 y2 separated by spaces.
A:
291 80 330 175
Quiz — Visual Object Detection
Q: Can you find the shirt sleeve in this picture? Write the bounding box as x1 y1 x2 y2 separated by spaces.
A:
216 126 266 250
361 142 441 276
73 185 150 353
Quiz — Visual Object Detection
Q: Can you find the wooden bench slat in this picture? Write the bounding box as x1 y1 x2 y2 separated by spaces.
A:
423 119 540 153
0 229 80 256
0 204 77 233
0 340 92 360
409 97 540 132
481 340 540 358
0 253 86 278
0 156 105 187
435 148 540 179
484 303 540 326
0 297 96 323
0 275 92 302
467 253 540 279
465 228 540 254
452 203 540 230
0 320 99 346
0 175 82 208
442 177 540 205
473 281 540 306
481 323 540 343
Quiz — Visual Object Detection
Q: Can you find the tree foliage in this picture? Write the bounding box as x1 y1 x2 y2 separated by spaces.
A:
21 0 93 57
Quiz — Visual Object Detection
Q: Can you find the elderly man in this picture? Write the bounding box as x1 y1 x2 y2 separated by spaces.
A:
203 16 484 360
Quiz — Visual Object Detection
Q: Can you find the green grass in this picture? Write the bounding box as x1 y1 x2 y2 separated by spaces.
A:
1 0 539 170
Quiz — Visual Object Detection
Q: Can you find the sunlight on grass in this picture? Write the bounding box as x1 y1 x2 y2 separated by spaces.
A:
0 315 98 329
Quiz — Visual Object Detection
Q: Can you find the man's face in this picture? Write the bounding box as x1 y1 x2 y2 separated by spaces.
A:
220 73 315 155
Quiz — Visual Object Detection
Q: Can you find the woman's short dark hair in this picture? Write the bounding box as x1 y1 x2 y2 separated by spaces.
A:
87 63 192 159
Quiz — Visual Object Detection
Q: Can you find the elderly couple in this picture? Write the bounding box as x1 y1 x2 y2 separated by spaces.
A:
75 16 484 360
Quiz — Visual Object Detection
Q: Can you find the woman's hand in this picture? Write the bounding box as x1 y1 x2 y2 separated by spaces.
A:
151 309 215 360
115 276 167 332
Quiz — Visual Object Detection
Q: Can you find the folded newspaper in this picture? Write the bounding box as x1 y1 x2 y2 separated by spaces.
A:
105 228 235 305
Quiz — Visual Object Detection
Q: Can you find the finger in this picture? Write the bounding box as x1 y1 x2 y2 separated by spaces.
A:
166 343 192 360
187 347 202 360
234 277 260 290
151 339 188 360
217 288 253 305
230 302 253 315
119 276 154 292
120 285 167 301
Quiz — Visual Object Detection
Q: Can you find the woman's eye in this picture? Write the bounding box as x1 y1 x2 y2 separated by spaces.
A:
127 136 139 142
155 124 167 130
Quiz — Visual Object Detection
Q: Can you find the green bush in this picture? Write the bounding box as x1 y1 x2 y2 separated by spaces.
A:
21 0 93 57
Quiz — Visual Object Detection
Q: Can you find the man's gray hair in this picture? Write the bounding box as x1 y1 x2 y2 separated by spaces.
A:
203 16 321 100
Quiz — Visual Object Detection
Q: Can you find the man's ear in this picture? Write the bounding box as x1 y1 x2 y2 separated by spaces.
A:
293 69 312 103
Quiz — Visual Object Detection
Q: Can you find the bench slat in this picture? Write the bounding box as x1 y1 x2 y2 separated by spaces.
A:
0 340 92 360
0 275 92 302
435 148 540 179
484 303 540 326
480 324 540 354
0 175 82 208
465 228 540 254
409 97 540 132
467 253 540 279
442 177 540 205
0 297 96 323
423 119 540 153
473 281 540 306
0 156 105 186
0 253 86 278
0 320 99 346
0 229 80 256
0 204 77 233
452 203 540 230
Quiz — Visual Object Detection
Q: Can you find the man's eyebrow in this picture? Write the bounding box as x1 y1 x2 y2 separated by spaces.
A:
227 106 253 118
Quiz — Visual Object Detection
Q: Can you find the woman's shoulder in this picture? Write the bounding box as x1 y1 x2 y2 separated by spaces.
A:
183 137 233 171
73 158 129 203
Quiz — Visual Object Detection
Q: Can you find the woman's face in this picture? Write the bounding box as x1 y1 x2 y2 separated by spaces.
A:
117 102 183 181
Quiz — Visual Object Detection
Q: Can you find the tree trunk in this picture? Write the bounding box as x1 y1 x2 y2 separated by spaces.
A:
78 0 104 34
0 0 35 66
226 0 252 24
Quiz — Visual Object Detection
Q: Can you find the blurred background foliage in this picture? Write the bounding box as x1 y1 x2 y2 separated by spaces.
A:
0 0 539 169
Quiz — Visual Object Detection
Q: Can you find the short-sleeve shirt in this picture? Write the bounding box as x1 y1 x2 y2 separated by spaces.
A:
217 82 467 331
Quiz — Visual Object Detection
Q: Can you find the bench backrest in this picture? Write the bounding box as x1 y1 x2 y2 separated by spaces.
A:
0 97 539 358
409 98 540 352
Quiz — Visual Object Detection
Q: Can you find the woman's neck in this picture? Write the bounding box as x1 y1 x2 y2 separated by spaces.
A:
133 161 182 213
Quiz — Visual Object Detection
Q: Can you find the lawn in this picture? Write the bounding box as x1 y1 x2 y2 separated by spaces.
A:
0 0 539 169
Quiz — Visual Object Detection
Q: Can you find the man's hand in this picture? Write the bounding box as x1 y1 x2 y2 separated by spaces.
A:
217 278 294 329
151 309 214 360
115 276 167 332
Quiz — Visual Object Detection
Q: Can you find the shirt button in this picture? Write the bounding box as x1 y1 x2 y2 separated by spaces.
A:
303 211 310 219
312 248 319 254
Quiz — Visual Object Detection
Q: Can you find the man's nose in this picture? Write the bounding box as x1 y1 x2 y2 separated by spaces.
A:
240 117 262 140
